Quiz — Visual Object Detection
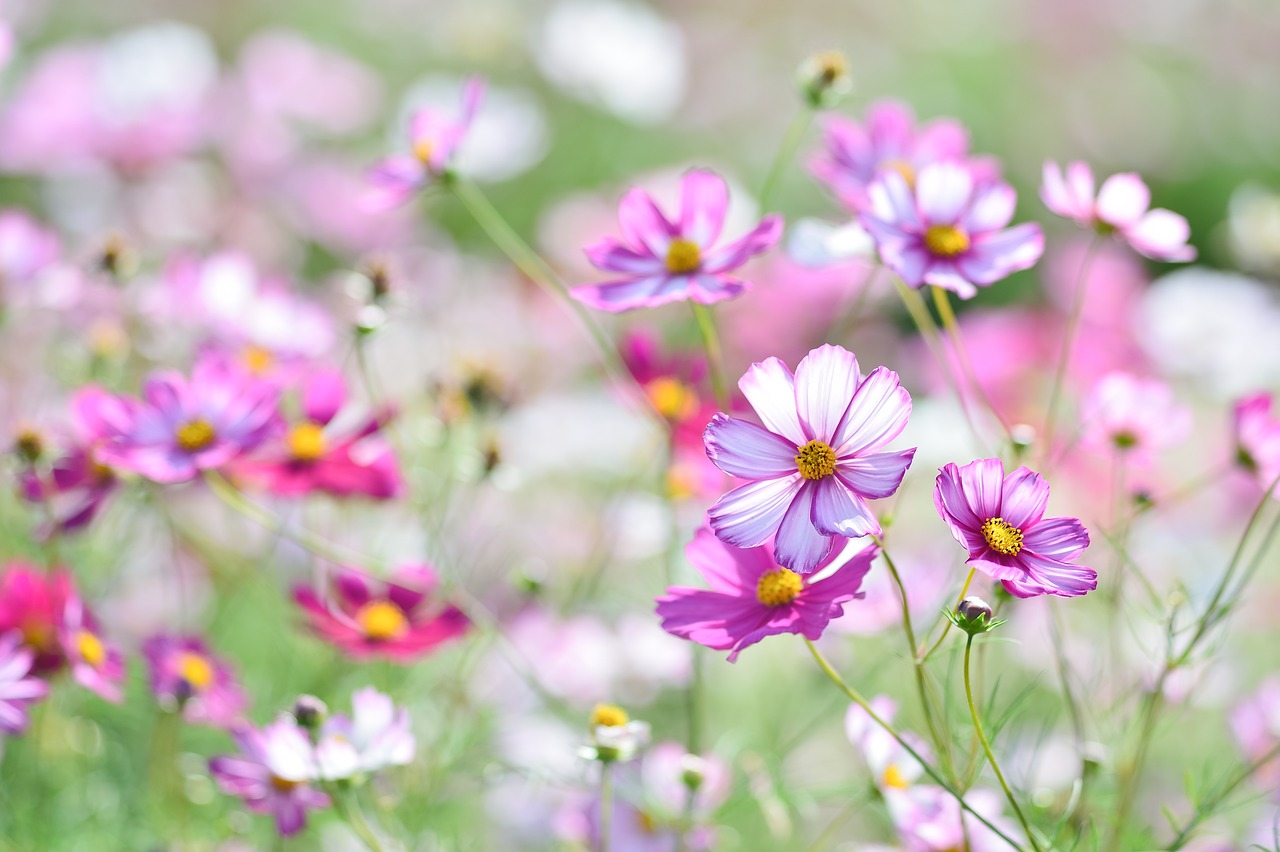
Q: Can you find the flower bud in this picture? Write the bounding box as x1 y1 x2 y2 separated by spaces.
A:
679 753 708 791
292 695 328 730
13 428 44 463
797 50 852 108
950 595 1003 636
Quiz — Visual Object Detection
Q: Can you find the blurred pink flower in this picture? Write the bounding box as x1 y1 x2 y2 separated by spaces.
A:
57 594 126 703
1081 372 1191 463
315 687 415 781
1234 392 1280 494
862 162 1044 299
0 210 61 290
1041 161 1196 262
620 329 717 443
1230 677 1280 794
142 634 248 728
0 562 74 673
0 631 49 735
209 715 331 837
640 741 731 822
572 169 782 312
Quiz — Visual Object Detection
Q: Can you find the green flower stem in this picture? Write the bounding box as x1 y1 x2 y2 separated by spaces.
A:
1041 236 1101 469
1167 742 1280 850
803 637 1024 850
919 567 977 663
599 761 614 852
931 285 1014 447
330 786 386 852
690 301 730 410
964 635 1042 851
759 109 814 212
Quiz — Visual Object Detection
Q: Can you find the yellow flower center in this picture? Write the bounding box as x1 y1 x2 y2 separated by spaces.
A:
924 224 970 257
883 764 910 789
77 630 106 668
175 420 216 452
270 775 301 792
177 652 215 690
795 440 837 481
356 600 409 641
646 377 697 421
21 620 54 652
413 138 434 166
981 517 1024 556
590 703 629 728
815 50 849 84
664 239 702 274
882 159 917 188
242 345 273 375
14 428 43 461
286 423 327 462
756 568 804 607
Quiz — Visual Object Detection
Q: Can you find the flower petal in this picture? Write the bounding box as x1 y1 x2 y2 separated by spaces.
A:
963 182 1016 233
1022 516 1090 561
704 414 800 480
998 466 1050 529
1125 208 1196 262
836 447 916 500
957 222 1044 286
810 477 881 538
916 163 973 225
707 476 802 549
774 482 836 572
1005 552 1097 598
679 169 729 247
1096 173 1150 228
701 215 783 274
684 527 771 593
618 187 676 257
831 366 912 455
571 275 676 313
795 344 861 443
738 357 805 445
583 237 664 274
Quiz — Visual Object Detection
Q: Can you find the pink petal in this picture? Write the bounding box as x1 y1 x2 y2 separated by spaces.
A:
704 414 799 480
831 366 912 455
738 357 806 446
1022 516 1090 561
701 215 783 274
571 274 676 313
957 458 1005 522
655 588 766 654
684 527 770 594
1096 173 1151 228
873 239 930 288
916 163 973 225
583 237 664 274
688 273 749 305
1012 552 1097 598
913 117 970 164
618 187 676 257
678 169 728 247
1065 161 1096 213
707 476 802 549
809 478 881 538
794 344 861 443
957 222 1044 286
998 466 1050 529
866 100 916 156
1039 161 1074 219
303 370 346 425
774 482 835 572
963 182 1016 233
1124 208 1196 262
865 173 920 229
836 447 916 500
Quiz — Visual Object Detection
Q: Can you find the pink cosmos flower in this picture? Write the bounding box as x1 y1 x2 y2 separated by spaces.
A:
0 631 49 735
366 76 485 208
1041 161 1196 262
315 687 415 781
641 742 731 823
1231 677 1280 794
933 459 1097 599
0 562 74 673
809 99 973 213
571 169 783 312
210 715 331 837
861 162 1044 299
655 527 876 661
57 594 126 704
1081 372 1191 463
294 564 470 662
1234 392 1280 492
232 369 403 499
142 635 249 728
0 209 61 289
704 344 915 572
93 356 282 484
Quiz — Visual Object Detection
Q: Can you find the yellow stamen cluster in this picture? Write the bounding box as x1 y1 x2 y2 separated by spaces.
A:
795 440 837 481
287 422 328 462
270 775 301 792
980 517 1024 556
77 630 106 668
356 600 409 641
413 139 434 166
242 345 274 375
882 764 911 790
664 239 702 274
646 377 698 421
923 224 970 257
178 652 215 690
175 420 216 452
590 703 629 728
756 568 804 607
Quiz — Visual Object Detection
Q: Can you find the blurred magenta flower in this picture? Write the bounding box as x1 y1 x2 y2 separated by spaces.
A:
1234 392 1280 492
366 76 485 208
315 686 415 780
1041 161 1196 262
142 634 249 728
0 563 74 673
94 356 282 484
933 459 1096 598
655 527 876 661
845 696 929 793
209 715 331 837
640 741 731 823
704 345 915 572
572 169 783 312
232 368 404 499
861 162 1044 299
57 595 125 703
0 209 60 288
0 631 49 735
293 564 470 662
1081 372 1191 463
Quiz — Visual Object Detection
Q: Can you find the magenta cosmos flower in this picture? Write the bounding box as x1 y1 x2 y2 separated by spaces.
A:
57 594 126 703
0 631 49 735
294 564 470 662
933 459 1096 599
94 356 281 484
1041 161 1196 262
1081 372 1190 464
366 76 485 209
232 368 403 499
656 528 876 661
210 715 331 837
704 344 915 572
0 562 75 673
572 169 783 312
1234 392 1280 492
861 162 1044 299
142 635 248 728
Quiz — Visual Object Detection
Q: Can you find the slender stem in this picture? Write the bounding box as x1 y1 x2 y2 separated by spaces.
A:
599 762 614 852
1041 237 1101 468
920 567 977 663
331 787 386 852
1108 673 1166 852
690 302 730 410
802 637 1024 850
1167 742 1280 849
931 285 1014 445
759 109 814 212
964 636 1041 851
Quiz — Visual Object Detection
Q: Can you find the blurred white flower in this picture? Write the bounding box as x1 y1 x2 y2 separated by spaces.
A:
98 22 218 126
786 217 875 267
1228 184 1280 275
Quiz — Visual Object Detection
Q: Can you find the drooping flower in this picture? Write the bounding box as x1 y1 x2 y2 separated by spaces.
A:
703 344 915 572
1234 392 1280 493
142 634 249 728
57 594 126 703
93 355 282 484
0 562 75 673
366 76 485 208
209 715 331 837
1080 372 1191 464
232 368 404 499
1041 161 1196 262
571 169 783 312
315 687 415 781
293 564 470 662
933 459 1096 598
656 527 876 661
861 162 1044 299
0 631 49 735
809 99 974 213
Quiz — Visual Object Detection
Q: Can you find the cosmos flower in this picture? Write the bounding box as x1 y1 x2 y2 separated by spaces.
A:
655 527 877 661
1080 372 1191 464
209 715 331 837
93 356 282 484
861 162 1044 299
640 742 731 824
0 563 75 673
703 344 915 572
571 168 783 312
0 631 49 735
580 703 650 763
1230 677 1280 794
57 594 126 703
293 564 470 662
1233 392 1280 493
366 76 485 208
314 687 415 781
1041 161 1196 262
142 635 249 728
933 459 1096 599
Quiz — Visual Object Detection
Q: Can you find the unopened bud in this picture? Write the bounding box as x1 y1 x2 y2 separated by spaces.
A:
679 753 708 791
13 428 44 463
292 695 328 730
797 51 852 108
950 595 1003 636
